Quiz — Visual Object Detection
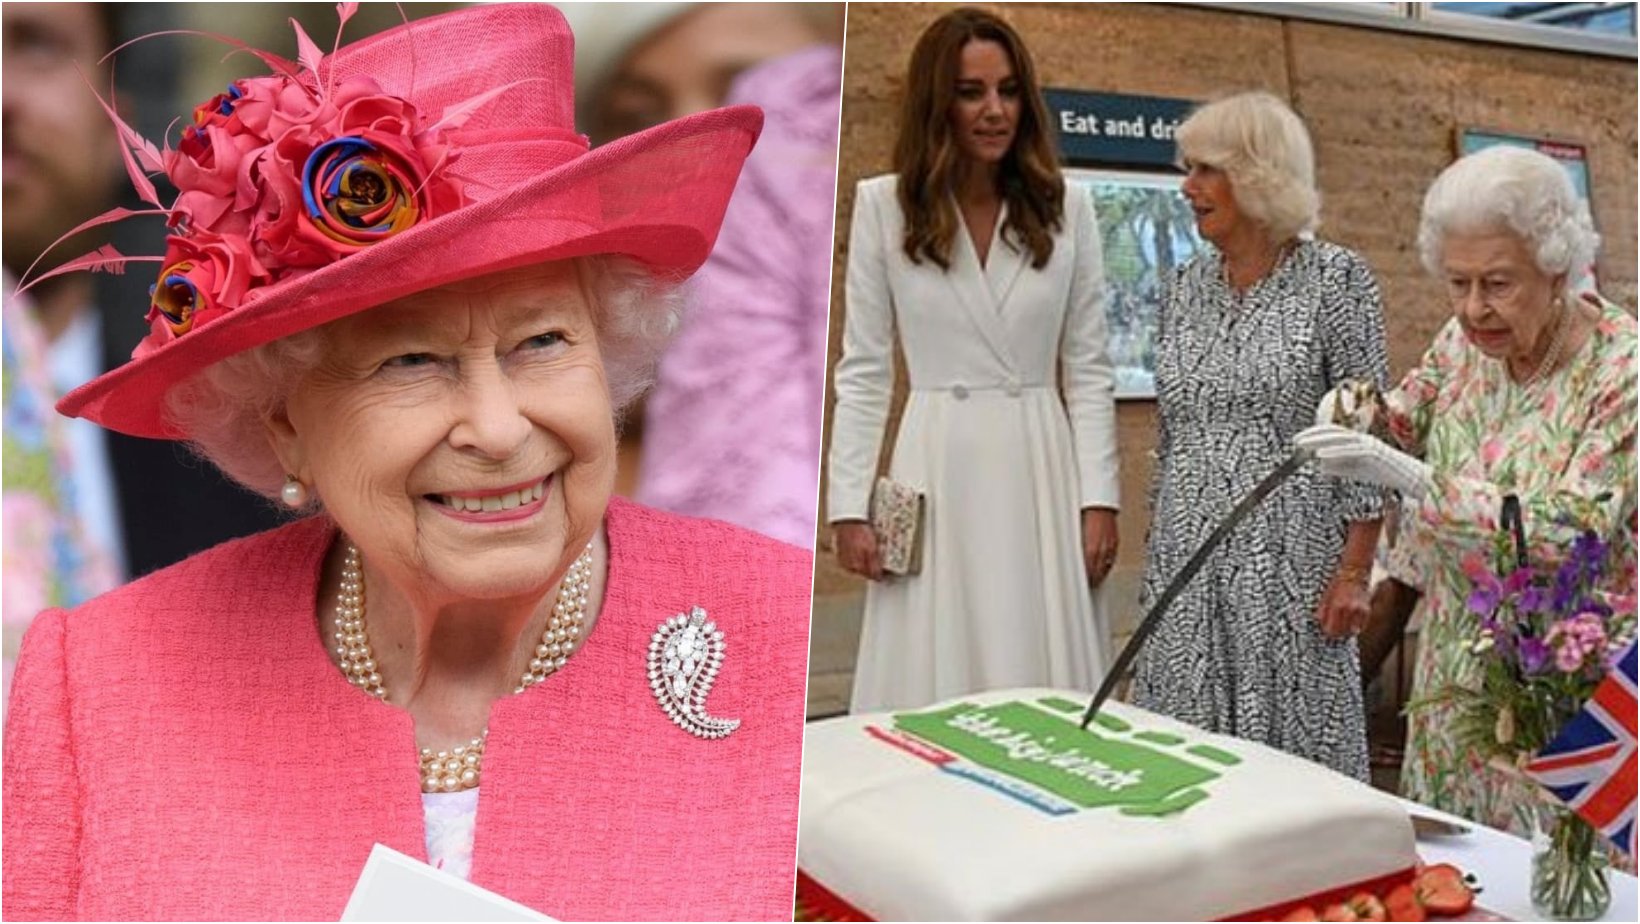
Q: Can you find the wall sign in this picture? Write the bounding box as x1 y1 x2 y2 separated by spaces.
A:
1045 89 1196 170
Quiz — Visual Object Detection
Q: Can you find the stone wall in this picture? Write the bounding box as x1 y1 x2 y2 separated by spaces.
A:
810 1 1637 715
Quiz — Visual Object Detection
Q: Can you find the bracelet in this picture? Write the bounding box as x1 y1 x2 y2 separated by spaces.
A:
1336 564 1371 586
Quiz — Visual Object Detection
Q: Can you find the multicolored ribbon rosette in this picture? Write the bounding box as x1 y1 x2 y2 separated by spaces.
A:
17 4 492 354
148 232 269 337
302 136 425 248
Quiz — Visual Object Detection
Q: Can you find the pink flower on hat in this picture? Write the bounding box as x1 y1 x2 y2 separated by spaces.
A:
169 121 262 200
148 68 465 332
146 232 270 341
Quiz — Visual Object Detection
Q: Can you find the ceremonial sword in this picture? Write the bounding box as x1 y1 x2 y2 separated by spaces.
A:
1079 450 1312 730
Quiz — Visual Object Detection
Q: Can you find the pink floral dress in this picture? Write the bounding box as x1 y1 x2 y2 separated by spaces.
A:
1381 294 1637 834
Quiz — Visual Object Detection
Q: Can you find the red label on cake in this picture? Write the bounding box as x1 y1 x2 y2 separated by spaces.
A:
865 724 956 765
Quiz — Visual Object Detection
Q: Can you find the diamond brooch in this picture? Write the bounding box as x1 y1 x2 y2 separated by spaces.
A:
648 607 740 739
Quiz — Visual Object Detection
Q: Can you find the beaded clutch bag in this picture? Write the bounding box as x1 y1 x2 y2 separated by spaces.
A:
870 476 926 577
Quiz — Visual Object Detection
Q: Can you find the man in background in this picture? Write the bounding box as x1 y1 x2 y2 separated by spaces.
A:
3 3 282 699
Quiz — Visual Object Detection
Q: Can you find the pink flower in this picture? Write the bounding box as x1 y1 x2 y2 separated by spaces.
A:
167 122 263 201
1460 551 1493 583
144 232 269 339
140 68 466 342
1545 611 1609 673
230 75 324 139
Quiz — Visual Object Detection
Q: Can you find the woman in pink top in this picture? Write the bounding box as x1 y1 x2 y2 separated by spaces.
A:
2 5 813 920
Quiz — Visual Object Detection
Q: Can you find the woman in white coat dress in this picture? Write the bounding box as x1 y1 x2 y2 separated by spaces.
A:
828 8 1119 713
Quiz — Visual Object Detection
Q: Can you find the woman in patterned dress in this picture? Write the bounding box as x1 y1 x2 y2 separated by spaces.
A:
1299 146 1636 832
1131 92 1388 780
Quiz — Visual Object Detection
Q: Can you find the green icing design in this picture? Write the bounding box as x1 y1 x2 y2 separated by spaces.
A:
1093 713 1130 733
1133 731 1186 746
1187 745 1242 766
1035 696 1083 715
1120 787 1210 817
892 701 1222 815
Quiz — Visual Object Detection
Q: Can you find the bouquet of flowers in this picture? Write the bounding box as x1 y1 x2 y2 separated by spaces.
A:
1442 529 1632 756
1416 523 1634 919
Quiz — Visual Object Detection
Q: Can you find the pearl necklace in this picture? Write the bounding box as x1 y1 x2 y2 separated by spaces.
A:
1519 298 1574 388
332 541 595 792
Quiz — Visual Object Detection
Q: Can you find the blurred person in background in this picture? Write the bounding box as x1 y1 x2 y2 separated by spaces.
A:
1 2 282 702
568 2 842 145
566 2 844 547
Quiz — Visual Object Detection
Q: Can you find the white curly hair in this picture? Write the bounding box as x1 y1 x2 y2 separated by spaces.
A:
164 256 688 501
1417 145 1599 281
1175 90 1321 241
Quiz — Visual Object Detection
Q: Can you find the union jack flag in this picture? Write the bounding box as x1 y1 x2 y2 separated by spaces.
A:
1525 641 1637 857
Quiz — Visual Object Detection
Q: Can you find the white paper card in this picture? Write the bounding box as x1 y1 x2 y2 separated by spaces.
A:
341 843 554 922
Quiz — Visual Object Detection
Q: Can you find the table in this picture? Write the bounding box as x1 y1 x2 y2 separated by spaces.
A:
1402 798 1637 922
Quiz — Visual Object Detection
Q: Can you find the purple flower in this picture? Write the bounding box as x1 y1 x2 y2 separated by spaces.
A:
1518 586 1552 614
1518 636 1552 674
1552 565 1580 612
1571 530 1607 569
1468 584 1503 617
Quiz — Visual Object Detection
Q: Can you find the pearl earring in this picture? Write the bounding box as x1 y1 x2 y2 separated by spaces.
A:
281 475 309 508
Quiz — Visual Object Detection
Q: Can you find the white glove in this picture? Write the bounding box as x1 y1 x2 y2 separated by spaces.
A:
1314 380 1381 432
1294 424 1431 499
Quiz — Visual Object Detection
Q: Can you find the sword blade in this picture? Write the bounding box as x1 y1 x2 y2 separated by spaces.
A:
1079 451 1309 730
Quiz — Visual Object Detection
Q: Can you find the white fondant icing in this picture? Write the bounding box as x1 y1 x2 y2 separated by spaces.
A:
798 688 1417 921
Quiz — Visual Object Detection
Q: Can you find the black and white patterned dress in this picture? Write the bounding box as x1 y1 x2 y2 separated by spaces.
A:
1131 240 1388 780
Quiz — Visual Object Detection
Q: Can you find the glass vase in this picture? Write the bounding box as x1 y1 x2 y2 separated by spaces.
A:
1528 801 1611 921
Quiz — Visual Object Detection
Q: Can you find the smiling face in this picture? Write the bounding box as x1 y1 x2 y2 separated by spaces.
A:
1440 230 1563 363
948 38 1019 168
268 263 617 606
1181 160 1244 246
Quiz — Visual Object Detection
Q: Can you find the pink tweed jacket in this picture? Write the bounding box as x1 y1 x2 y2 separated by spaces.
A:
2 497 813 921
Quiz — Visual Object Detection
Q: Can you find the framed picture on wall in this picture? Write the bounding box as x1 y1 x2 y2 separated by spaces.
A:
1065 168 1202 400
1458 128 1591 198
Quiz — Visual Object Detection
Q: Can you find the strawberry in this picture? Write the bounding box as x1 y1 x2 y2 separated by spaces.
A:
1282 906 1321 922
1414 863 1475 916
1347 891 1388 922
1383 883 1425 922
1320 903 1360 922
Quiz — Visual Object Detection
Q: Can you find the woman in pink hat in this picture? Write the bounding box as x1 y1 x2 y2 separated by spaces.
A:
2 5 811 920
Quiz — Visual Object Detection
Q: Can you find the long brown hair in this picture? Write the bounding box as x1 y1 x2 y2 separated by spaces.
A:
893 7 1063 270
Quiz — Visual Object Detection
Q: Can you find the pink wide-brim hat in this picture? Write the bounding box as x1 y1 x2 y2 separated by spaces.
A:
56 3 762 440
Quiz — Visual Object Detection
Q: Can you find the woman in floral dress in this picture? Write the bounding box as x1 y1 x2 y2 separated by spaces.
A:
1299 146 1636 834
